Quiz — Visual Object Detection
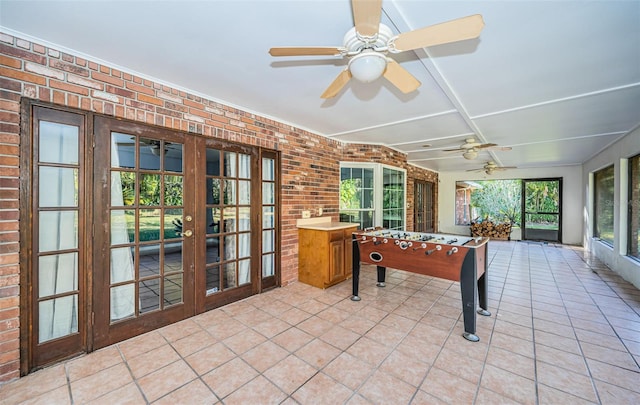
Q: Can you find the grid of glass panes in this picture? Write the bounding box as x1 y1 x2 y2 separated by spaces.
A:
204 149 251 295
382 167 405 230
629 154 640 260
262 157 276 278
594 165 615 245
109 134 185 321
36 121 81 343
339 167 374 229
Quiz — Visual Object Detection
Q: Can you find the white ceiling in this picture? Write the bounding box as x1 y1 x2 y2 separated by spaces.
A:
1 0 639 173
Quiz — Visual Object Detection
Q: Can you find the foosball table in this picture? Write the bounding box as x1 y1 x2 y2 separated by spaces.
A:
351 228 491 342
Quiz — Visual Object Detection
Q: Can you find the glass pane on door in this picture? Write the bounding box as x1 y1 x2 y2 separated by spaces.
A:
262 157 276 278
205 149 252 296
382 167 405 230
36 120 81 344
109 133 185 322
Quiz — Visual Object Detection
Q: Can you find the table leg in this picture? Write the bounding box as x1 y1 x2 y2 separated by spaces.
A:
376 266 386 287
460 251 479 342
351 236 361 301
477 272 491 316
477 243 491 316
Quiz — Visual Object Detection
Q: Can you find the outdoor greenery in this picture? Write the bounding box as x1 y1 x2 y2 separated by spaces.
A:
595 165 615 244
524 181 560 229
116 172 183 207
470 179 522 226
340 178 361 210
114 172 184 242
465 179 561 231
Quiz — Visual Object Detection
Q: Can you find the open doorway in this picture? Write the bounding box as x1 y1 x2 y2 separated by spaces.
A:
455 177 562 243
522 178 562 243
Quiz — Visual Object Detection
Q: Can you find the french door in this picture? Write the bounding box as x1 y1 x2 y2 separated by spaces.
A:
22 104 279 373
92 117 197 347
414 180 434 233
25 107 88 368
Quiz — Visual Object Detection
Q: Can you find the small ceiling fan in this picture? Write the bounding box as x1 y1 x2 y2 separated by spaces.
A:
269 0 485 98
444 137 512 160
467 161 517 175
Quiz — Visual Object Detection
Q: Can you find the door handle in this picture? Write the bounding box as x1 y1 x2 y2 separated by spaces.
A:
182 230 193 237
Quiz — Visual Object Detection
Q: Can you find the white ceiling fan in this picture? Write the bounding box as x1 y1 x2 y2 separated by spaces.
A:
467 161 517 175
444 137 512 160
269 0 485 98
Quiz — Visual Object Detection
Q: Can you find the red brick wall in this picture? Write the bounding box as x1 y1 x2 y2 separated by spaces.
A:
0 32 437 382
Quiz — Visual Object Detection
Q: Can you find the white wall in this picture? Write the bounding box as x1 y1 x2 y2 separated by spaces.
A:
438 165 584 245
583 127 640 289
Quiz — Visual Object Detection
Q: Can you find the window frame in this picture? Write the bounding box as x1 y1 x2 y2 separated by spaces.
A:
593 164 615 246
628 154 640 261
339 162 406 230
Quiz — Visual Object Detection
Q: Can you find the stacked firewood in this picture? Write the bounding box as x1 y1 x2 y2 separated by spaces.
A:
470 219 512 240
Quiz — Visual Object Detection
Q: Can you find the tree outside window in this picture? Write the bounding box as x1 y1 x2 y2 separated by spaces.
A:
594 165 615 245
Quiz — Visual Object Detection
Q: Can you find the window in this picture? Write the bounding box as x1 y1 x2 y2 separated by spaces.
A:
629 155 640 260
594 165 615 246
382 167 405 230
339 163 405 230
339 166 374 229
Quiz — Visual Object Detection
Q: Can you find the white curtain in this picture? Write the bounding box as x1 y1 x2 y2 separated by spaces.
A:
261 157 275 277
238 232 251 285
109 137 136 320
38 122 79 343
38 211 78 342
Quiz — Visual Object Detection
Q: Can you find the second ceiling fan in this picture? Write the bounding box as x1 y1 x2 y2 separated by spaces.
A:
467 161 518 175
269 0 485 98
444 137 512 160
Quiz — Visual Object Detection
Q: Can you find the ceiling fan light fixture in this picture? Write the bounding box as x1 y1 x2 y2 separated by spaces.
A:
463 150 478 160
348 52 387 83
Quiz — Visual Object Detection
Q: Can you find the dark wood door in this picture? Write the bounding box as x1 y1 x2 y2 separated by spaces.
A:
195 139 260 312
92 117 196 348
26 106 88 369
414 180 434 233
23 106 281 372
83 118 281 348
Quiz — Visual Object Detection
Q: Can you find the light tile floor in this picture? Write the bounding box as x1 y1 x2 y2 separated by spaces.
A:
2 241 640 404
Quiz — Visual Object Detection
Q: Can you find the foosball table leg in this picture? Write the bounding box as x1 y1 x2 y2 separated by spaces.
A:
477 308 491 316
376 266 386 287
351 236 361 301
460 251 480 341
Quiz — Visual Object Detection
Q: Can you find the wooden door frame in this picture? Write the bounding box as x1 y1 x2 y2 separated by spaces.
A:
92 116 197 349
194 137 261 313
19 100 282 374
19 101 90 374
260 149 280 292
413 180 434 233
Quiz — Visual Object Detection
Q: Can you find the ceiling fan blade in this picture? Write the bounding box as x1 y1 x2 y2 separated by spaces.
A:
269 47 344 57
466 168 484 172
383 59 421 94
352 0 382 37
392 14 485 52
490 146 513 151
475 143 498 149
321 69 352 99
443 148 466 152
